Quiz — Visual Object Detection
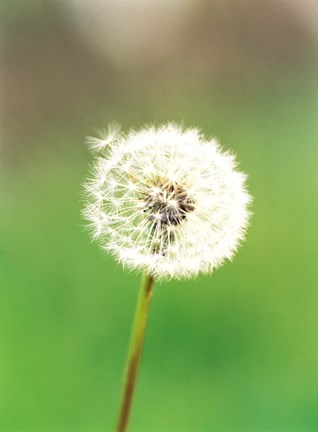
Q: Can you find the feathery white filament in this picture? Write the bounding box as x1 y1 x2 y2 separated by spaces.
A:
83 123 252 279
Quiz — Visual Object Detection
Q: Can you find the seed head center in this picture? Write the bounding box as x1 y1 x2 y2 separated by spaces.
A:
143 180 195 226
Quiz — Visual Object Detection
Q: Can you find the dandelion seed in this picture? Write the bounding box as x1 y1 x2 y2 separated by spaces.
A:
83 123 252 279
87 122 121 152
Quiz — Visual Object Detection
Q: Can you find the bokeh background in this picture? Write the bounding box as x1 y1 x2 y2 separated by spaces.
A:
1 1 318 431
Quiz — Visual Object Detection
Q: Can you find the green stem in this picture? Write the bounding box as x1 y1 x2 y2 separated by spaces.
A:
115 272 155 432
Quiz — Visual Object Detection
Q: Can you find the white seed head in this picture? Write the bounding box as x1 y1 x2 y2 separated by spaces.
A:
83 123 252 279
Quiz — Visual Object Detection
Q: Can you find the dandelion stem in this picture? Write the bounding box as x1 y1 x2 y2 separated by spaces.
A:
116 272 155 432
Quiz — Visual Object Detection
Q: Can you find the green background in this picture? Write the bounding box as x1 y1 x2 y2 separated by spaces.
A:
1 1 318 431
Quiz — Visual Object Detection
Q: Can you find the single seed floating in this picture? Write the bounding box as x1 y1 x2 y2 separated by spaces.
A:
83 123 252 279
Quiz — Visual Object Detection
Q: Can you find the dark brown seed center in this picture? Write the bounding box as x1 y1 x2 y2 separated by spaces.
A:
143 181 195 226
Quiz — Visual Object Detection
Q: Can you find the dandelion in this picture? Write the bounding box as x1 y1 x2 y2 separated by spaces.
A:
84 123 251 279
83 123 252 431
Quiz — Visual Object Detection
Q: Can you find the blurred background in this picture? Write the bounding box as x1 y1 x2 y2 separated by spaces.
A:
1 1 318 431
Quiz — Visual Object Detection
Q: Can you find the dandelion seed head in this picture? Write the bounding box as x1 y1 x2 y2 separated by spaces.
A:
83 123 252 279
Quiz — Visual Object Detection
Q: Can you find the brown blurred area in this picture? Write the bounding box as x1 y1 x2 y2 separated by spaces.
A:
1 0 317 165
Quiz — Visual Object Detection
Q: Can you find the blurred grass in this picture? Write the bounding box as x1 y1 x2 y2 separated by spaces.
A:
1 1 318 431
2 76 318 430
